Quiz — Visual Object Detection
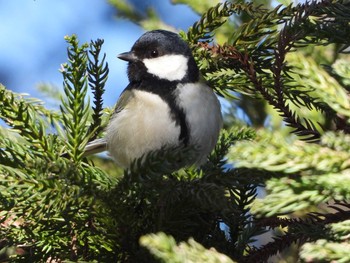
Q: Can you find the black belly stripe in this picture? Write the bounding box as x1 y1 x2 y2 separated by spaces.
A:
126 79 190 146
168 98 189 146
178 109 189 146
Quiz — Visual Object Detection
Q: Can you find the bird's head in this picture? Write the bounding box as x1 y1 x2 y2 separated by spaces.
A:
118 30 199 83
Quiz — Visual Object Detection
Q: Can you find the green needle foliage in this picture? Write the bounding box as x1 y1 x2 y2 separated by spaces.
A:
1 0 350 262
140 232 235 263
0 36 118 262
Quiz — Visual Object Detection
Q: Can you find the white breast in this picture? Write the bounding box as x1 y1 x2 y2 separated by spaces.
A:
106 90 181 168
175 82 222 165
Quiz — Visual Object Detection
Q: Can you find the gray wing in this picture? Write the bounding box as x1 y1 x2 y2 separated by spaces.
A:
114 89 134 114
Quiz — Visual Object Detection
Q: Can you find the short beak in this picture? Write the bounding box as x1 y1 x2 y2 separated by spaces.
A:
117 51 137 62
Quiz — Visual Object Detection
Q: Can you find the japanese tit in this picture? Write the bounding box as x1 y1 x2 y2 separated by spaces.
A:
85 30 222 169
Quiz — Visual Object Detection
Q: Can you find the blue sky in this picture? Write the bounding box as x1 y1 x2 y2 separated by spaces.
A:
0 0 199 107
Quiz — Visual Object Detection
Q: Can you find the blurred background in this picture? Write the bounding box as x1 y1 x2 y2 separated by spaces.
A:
0 0 200 108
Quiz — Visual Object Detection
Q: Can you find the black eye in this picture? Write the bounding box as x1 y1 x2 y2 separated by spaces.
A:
150 50 158 58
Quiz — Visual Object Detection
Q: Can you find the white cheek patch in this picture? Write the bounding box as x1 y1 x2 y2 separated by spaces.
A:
143 54 188 81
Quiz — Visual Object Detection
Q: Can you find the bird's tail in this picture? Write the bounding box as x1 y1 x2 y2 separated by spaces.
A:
83 138 107 157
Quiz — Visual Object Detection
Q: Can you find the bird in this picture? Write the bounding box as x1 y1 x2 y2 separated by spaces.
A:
84 29 222 169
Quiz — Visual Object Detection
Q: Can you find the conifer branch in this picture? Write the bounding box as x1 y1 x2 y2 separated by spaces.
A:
242 232 304 263
87 39 109 140
185 2 267 43
244 202 350 262
191 0 350 141
60 35 90 161
0 85 61 157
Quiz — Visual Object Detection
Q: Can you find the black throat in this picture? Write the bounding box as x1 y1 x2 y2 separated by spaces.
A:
126 79 190 146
